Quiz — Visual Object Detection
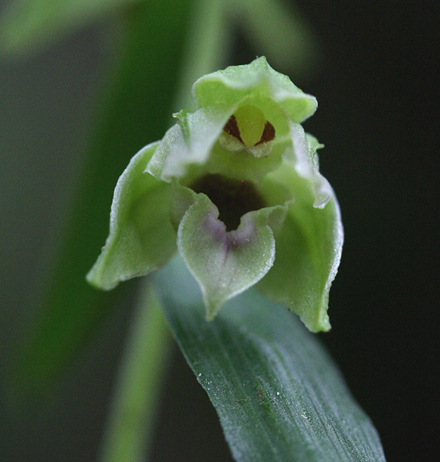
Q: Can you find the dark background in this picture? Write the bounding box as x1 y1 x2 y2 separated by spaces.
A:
1 1 438 461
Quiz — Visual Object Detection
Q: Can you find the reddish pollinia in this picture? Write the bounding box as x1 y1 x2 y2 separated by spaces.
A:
223 114 275 147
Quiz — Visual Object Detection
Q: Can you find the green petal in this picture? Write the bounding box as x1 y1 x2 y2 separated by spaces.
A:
87 142 176 289
289 122 332 208
146 106 232 181
177 192 286 320
193 56 317 125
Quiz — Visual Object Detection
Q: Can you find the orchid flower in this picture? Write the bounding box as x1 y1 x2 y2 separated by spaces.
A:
87 57 343 332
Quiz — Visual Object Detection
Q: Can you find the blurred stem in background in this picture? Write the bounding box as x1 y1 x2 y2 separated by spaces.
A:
98 286 171 462
99 1 229 459
5 0 193 407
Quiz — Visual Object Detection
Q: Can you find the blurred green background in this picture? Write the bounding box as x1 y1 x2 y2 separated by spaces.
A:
0 1 437 461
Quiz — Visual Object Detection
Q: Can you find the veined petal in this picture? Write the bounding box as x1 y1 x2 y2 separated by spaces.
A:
177 192 286 320
193 56 317 125
87 142 176 290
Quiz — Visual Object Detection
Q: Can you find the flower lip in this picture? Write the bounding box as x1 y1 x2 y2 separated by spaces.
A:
202 213 257 253
190 173 266 232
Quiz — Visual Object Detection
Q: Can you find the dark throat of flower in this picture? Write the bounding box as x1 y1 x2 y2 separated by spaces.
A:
190 174 265 232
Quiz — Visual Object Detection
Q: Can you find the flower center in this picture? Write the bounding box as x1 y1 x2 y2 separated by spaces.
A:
190 174 266 231
220 105 276 158
225 105 275 146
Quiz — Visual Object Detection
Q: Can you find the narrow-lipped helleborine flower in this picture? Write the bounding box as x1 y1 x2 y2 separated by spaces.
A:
87 57 343 332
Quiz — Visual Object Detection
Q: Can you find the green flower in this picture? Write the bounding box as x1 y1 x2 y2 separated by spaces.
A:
87 57 343 332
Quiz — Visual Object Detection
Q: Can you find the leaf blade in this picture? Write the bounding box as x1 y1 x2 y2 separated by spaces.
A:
153 257 386 462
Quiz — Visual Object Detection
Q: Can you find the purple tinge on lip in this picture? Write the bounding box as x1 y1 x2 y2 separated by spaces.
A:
202 213 257 253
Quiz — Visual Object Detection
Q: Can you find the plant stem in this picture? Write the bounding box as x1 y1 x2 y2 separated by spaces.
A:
99 1 230 460
99 285 172 462
173 0 231 110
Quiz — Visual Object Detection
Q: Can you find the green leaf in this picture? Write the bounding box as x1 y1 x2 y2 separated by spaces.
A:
6 0 193 407
153 257 386 462
87 142 176 290
0 0 140 57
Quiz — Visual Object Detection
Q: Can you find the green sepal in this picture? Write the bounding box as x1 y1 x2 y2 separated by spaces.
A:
193 56 317 126
257 128 343 332
87 142 176 290
88 57 343 333
177 191 287 320
258 196 343 332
